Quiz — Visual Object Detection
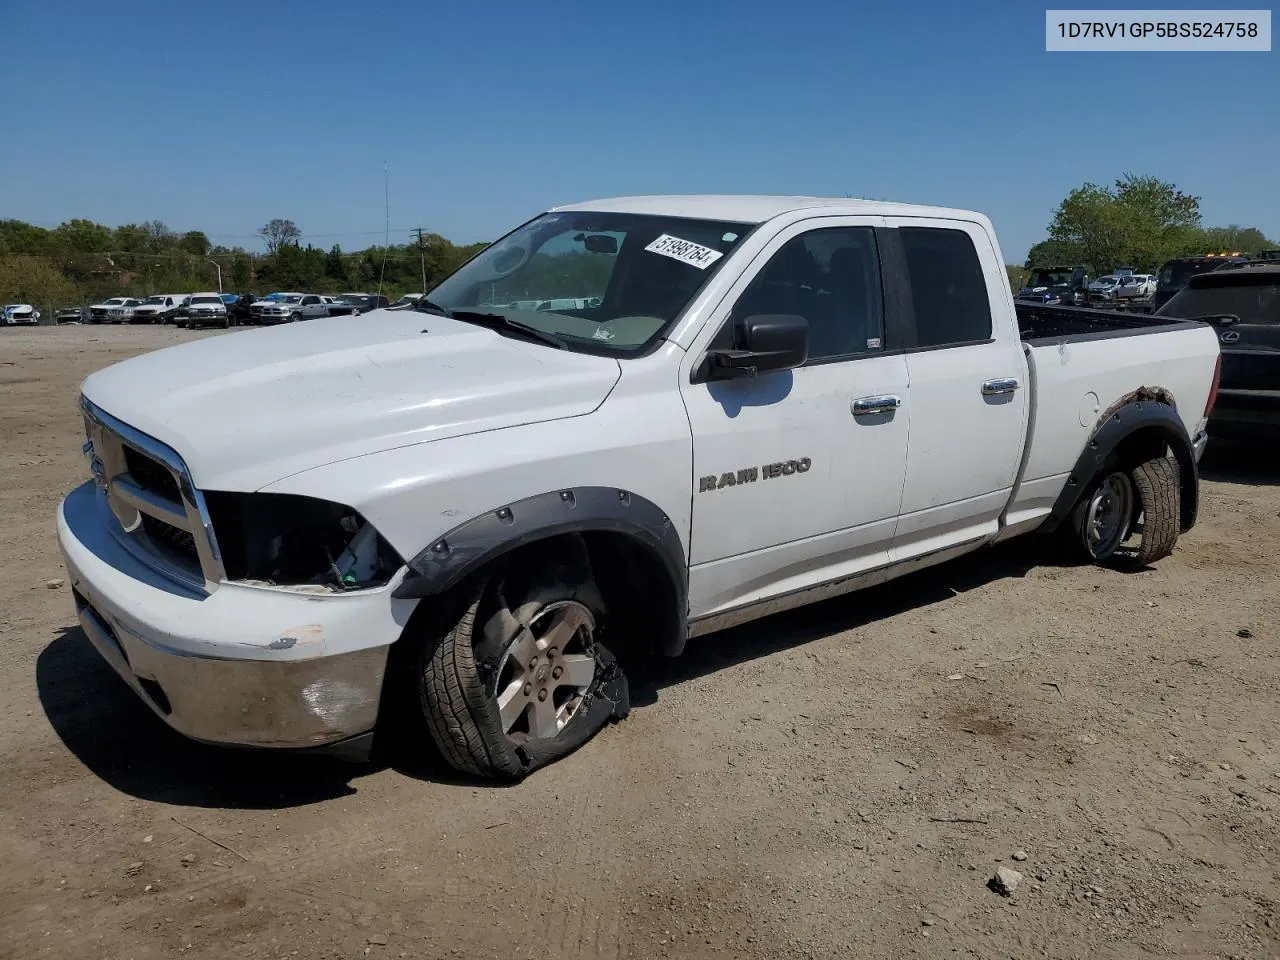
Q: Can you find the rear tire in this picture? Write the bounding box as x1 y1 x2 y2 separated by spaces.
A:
1069 454 1179 567
1129 455 1180 566
414 561 629 780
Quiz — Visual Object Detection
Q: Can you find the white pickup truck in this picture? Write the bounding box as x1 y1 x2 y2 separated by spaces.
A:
57 195 1221 779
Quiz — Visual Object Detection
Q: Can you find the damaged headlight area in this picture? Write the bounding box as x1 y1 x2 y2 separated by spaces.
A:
204 492 405 591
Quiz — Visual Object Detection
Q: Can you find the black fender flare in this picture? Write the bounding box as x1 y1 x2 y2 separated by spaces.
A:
392 486 689 634
1040 397 1199 535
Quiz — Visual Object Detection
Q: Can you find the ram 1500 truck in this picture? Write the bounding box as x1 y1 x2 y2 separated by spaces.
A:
57 196 1222 780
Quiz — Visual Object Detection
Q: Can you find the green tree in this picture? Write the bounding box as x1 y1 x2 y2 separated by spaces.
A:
52 218 112 253
1043 173 1204 273
178 231 211 256
0 220 52 255
0 255 80 306
231 254 252 290
325 244 348 283
1200 225 1275 255
113 224 148 253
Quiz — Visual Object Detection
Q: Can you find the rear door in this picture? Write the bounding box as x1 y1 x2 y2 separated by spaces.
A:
680 217 911 621
880 218 1030 560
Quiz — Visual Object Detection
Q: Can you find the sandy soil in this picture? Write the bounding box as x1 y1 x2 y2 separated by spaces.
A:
1 325 1278 960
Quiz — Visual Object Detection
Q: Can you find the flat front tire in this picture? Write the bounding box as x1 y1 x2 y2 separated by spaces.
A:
415 566 629 780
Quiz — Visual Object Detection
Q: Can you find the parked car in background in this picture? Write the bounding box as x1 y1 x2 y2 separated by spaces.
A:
88 297 139 324
56 307 85 324
220 293 255 325
1088 275 1123 300
1153 254 1249 310
130 294 187 324
185 293 231 329
1113 274 1156 300
1156 263 1280 441
58 194 1221 778
327 293 391 316
1016 265 1090 306
2 304 40 325
250 293 330 324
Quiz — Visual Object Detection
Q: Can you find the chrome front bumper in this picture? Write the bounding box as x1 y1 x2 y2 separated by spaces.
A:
57 482 407 753
72 592 387 750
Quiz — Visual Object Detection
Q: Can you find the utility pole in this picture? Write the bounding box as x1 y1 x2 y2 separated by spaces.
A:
411 227 428 293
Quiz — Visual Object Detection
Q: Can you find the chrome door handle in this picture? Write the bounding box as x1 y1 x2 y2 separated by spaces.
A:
851 395 902 416
981 378 1020 396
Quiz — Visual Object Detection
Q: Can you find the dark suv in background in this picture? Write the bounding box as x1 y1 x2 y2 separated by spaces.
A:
1153 254 1249 311
326 293 391 316
1156 264 1280 441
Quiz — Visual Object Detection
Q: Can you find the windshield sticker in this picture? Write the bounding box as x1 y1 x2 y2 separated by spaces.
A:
591 327 616 341
644 234 724 270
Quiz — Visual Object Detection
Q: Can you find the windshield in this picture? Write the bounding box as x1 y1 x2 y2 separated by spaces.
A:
1157 281 1280 324
279 295 303 304
1158 260 1228 291
190 296 223 305
424 211 754 354
140 296 166 305
104 298 126 306
1026 268 1074 287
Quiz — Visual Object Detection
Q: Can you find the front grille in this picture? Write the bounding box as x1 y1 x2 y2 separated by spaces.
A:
123 445 181 501
83 398 225 593
140 513 199 563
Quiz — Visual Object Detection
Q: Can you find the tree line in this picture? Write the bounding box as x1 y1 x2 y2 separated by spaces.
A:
0 216 489 308
3 176 1275 307
1008 173 1275 289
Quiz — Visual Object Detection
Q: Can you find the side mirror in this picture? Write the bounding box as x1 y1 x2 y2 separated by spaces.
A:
706 314 809 380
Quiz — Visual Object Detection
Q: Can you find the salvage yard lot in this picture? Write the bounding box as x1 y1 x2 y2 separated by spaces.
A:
1 326 1278 960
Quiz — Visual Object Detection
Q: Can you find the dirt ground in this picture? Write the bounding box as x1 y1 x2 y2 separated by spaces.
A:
1 325 1278 960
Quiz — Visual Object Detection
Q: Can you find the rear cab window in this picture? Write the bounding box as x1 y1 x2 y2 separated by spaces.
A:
897 226 993 348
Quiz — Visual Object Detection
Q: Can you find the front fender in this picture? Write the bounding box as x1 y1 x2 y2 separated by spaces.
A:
392 486 687 605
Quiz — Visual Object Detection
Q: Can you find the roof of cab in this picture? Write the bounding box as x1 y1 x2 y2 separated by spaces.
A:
550 194 989 225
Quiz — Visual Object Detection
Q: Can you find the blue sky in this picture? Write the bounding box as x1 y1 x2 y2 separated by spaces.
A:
1 0 1275 261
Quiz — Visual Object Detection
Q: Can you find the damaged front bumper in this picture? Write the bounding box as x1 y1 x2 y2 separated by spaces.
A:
56 481 412 757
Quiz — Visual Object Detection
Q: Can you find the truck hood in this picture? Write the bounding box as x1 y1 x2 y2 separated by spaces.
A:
81 311 622 491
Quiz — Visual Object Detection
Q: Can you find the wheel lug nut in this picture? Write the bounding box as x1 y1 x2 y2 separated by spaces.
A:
537 689 548 702
529 656 538 667
552 666 563 680
523 683 532 696
547 648 557 659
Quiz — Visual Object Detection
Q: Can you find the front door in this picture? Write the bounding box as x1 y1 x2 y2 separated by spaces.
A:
680 217 911 621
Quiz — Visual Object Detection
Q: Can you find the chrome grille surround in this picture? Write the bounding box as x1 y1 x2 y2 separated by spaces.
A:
80 396 225 595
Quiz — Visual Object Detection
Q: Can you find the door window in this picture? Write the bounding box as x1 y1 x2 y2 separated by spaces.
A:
730 227 885 362
898 227 992 347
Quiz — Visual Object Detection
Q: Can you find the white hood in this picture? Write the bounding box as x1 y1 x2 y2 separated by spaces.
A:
81 310 622 491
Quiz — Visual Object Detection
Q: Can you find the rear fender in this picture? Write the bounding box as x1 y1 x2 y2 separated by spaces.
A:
1041 394 1199 534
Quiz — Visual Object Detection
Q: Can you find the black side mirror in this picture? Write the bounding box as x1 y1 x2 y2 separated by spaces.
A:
705 314 809 380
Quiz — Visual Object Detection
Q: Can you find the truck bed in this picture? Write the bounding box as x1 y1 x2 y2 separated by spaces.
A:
998 302 1220 539
1015 301 1192 342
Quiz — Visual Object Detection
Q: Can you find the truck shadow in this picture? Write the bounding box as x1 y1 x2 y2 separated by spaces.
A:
35 626 374 809
628 539 1050 702
1198 440 1280 487
35 539 1070 802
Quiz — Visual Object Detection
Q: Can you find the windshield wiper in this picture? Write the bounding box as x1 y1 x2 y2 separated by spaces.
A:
450 310 568 350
